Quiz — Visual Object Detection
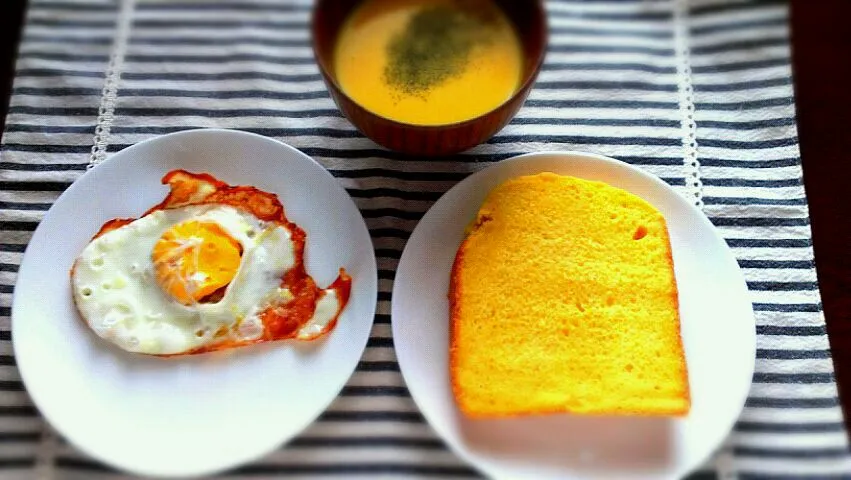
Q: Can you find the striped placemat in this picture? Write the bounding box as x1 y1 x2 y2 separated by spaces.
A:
2 0 850 478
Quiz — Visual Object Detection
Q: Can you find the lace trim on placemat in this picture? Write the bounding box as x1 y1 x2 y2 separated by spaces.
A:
34 424 58 480
674 0 704 210
88 0 137 169
675 0 727 477
38 0 138 475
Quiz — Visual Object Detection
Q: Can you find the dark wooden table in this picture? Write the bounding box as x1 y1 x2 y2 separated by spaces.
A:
0 0 849 433
791 0 851 428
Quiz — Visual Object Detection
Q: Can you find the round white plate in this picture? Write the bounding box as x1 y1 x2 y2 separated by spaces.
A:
392 152 755 480
12 129 378 477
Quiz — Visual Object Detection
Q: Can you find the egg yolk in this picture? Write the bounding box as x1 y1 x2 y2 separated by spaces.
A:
152 220 242 305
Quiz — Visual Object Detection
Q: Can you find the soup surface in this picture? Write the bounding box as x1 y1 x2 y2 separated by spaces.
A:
334 0 524 126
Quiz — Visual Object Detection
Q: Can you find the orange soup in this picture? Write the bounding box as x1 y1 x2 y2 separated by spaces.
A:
334 0 524 126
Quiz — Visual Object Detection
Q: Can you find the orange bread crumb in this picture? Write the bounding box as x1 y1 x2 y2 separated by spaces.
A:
449 172 690 418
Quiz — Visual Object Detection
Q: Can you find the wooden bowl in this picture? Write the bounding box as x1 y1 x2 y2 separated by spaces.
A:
311 0 548 157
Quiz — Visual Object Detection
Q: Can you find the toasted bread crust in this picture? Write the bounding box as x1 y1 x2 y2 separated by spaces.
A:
448 236 467 413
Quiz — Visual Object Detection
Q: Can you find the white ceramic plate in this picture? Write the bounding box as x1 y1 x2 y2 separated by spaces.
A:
12 129 378 477
392 152 755 480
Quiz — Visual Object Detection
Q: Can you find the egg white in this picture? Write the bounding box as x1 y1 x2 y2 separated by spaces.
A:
71 204 298 355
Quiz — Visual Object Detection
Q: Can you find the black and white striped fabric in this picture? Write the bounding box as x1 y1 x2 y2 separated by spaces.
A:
1 0 849 478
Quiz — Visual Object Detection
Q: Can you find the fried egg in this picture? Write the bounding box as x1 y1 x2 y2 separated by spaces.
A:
70 170 352 356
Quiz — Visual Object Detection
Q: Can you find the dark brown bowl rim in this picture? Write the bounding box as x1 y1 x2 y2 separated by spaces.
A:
310 0 549 131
